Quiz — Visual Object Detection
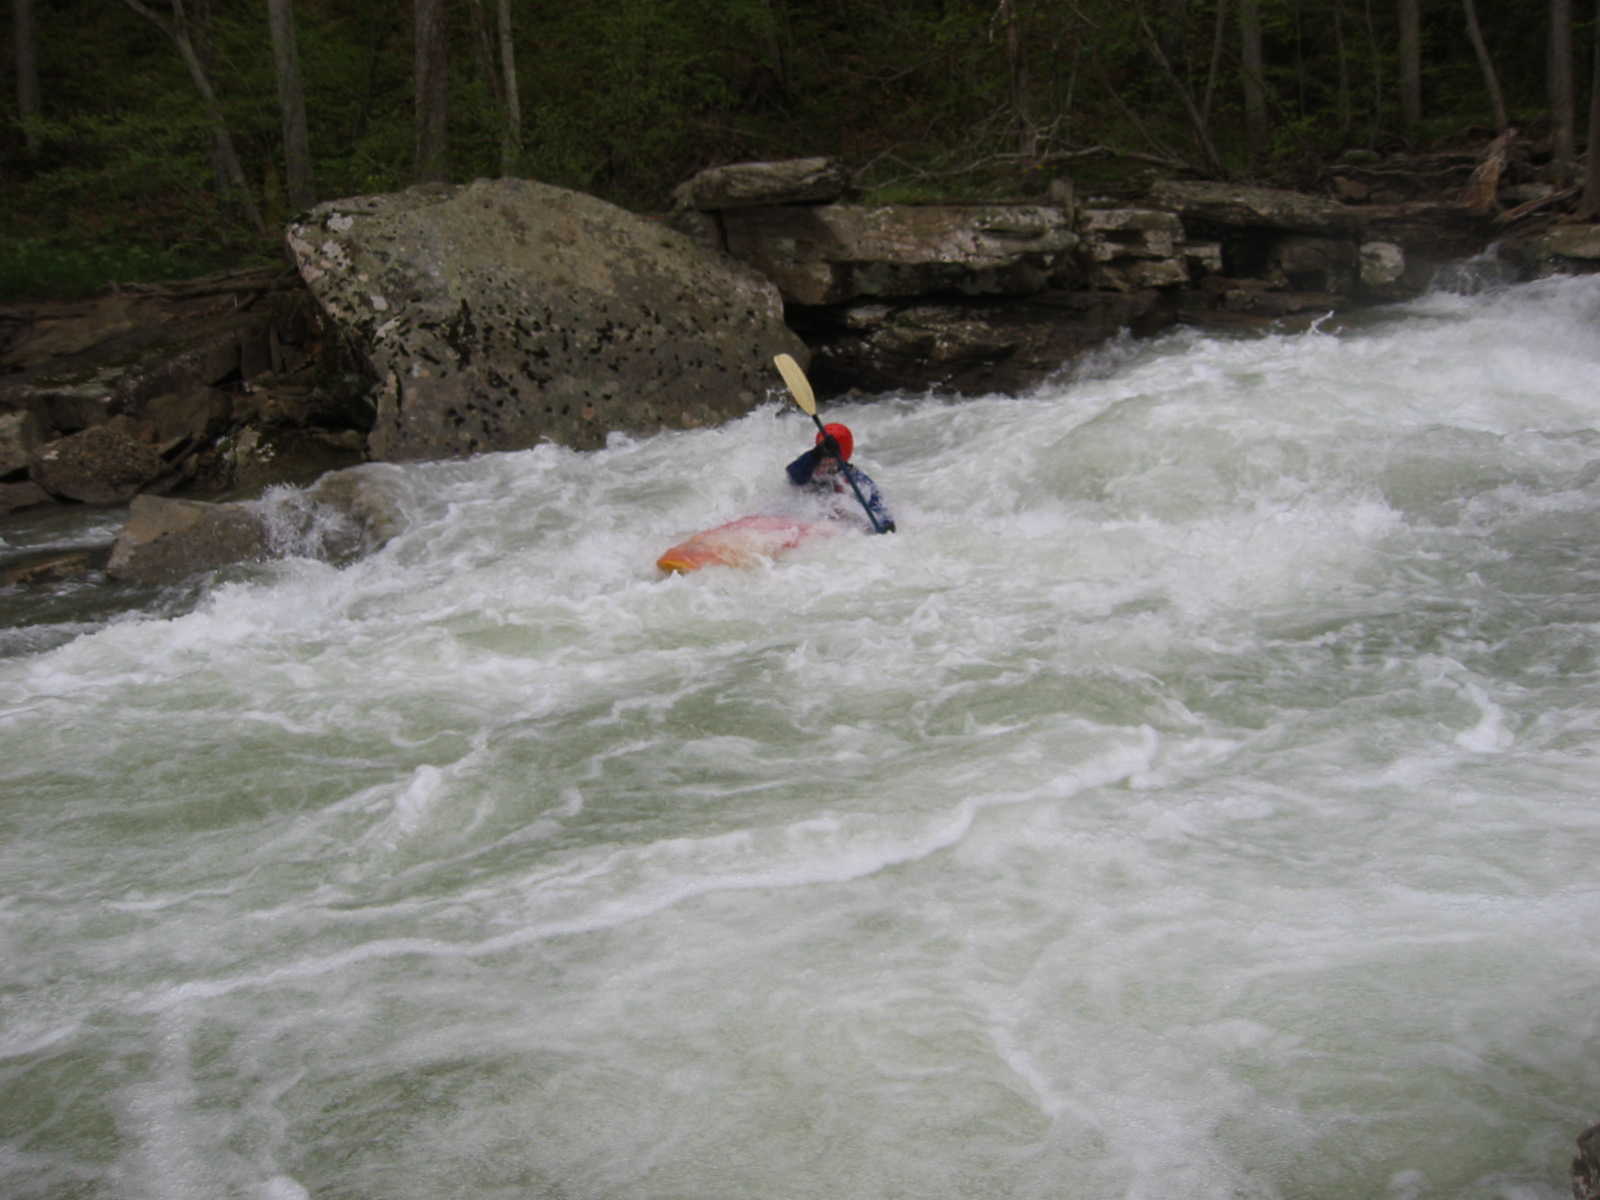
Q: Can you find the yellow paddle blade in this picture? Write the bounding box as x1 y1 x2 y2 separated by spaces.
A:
773 352 817 416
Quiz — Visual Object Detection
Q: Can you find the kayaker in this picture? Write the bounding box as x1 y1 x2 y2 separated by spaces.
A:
786 422 896 533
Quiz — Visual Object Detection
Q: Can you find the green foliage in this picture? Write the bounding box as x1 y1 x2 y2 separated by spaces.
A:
1 0 1590 299
2 105 278 299
0 236 274 301
509 0 769 202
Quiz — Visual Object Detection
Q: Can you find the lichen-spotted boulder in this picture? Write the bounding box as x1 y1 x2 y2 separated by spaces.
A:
287 178 806 462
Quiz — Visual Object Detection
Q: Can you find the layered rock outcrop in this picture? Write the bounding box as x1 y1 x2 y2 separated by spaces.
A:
0 267 367 515
668 160 1590 394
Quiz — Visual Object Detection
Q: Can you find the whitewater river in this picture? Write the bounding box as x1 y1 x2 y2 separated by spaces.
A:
3 275 1599 1199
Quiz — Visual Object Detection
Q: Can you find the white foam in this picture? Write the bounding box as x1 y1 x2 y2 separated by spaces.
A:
6 276 1600 1200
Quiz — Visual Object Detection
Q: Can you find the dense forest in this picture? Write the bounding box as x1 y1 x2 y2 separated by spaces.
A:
3 0 1598 299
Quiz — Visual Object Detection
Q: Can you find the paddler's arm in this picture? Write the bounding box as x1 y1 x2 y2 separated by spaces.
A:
845 464 896 533
786 448 824 485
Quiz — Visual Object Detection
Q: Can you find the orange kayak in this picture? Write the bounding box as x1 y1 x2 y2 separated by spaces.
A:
656 515 833 574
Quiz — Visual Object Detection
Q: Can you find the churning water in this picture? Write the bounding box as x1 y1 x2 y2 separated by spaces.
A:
3 276 1600 1200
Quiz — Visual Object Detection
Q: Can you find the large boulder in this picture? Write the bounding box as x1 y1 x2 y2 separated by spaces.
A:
286 177 806 462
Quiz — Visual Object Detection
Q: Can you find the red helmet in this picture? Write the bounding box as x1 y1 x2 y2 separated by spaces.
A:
815 422 854 462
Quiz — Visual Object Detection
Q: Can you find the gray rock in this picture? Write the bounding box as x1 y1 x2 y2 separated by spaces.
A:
1193 275 1341 317
1359 241 1408 292
249 464 404 565
672 157 850 211
1 550 100 587
1079 208 1185 260
215 426 365 495
105 464 406 584
810 289 1166 396
1092 258 1190 291
286 177 805 463
141 387 235 446
1149 179 1365 236
1183 241 1224 275
1545 224 1600 261
0 409 41 476
303 465 404 554
29 424 167 504
1271 236 1358 292
0 480 50 514
0 269 303 442
106 495 269 583
720 203 1079 306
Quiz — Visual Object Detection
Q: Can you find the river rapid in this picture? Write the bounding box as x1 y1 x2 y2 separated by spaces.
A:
3 275 1599 1200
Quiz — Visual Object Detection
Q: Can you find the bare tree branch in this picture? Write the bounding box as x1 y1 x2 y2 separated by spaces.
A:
1135 4 1226 174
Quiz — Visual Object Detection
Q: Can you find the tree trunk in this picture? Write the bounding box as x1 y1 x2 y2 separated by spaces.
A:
464 0 519 175
1201 0 1229 123
496 0 520 175
1550 0 1575 180
1581 0 1600 216
1362 0 1384 144
764 0 789 95
465 1 505 129
1462 0 1509 131
1334 0 1353 136
1397 0 1421 132
14 0 40 154
1239 0 1267 164
121 0 267 235
266 0 314 210
414 0 450 182
993 0 1033 155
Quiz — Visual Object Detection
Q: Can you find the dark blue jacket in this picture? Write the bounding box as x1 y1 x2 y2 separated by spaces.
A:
786 448 896 533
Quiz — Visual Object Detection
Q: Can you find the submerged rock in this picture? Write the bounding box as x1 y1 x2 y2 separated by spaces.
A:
105 465 403 584
0 549 104 587
106 495 269 583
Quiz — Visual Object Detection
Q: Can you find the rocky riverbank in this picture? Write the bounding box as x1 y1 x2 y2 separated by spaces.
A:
3 143 1600 586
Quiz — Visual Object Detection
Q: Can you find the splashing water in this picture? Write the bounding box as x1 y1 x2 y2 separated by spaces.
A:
3 277 1600 1200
